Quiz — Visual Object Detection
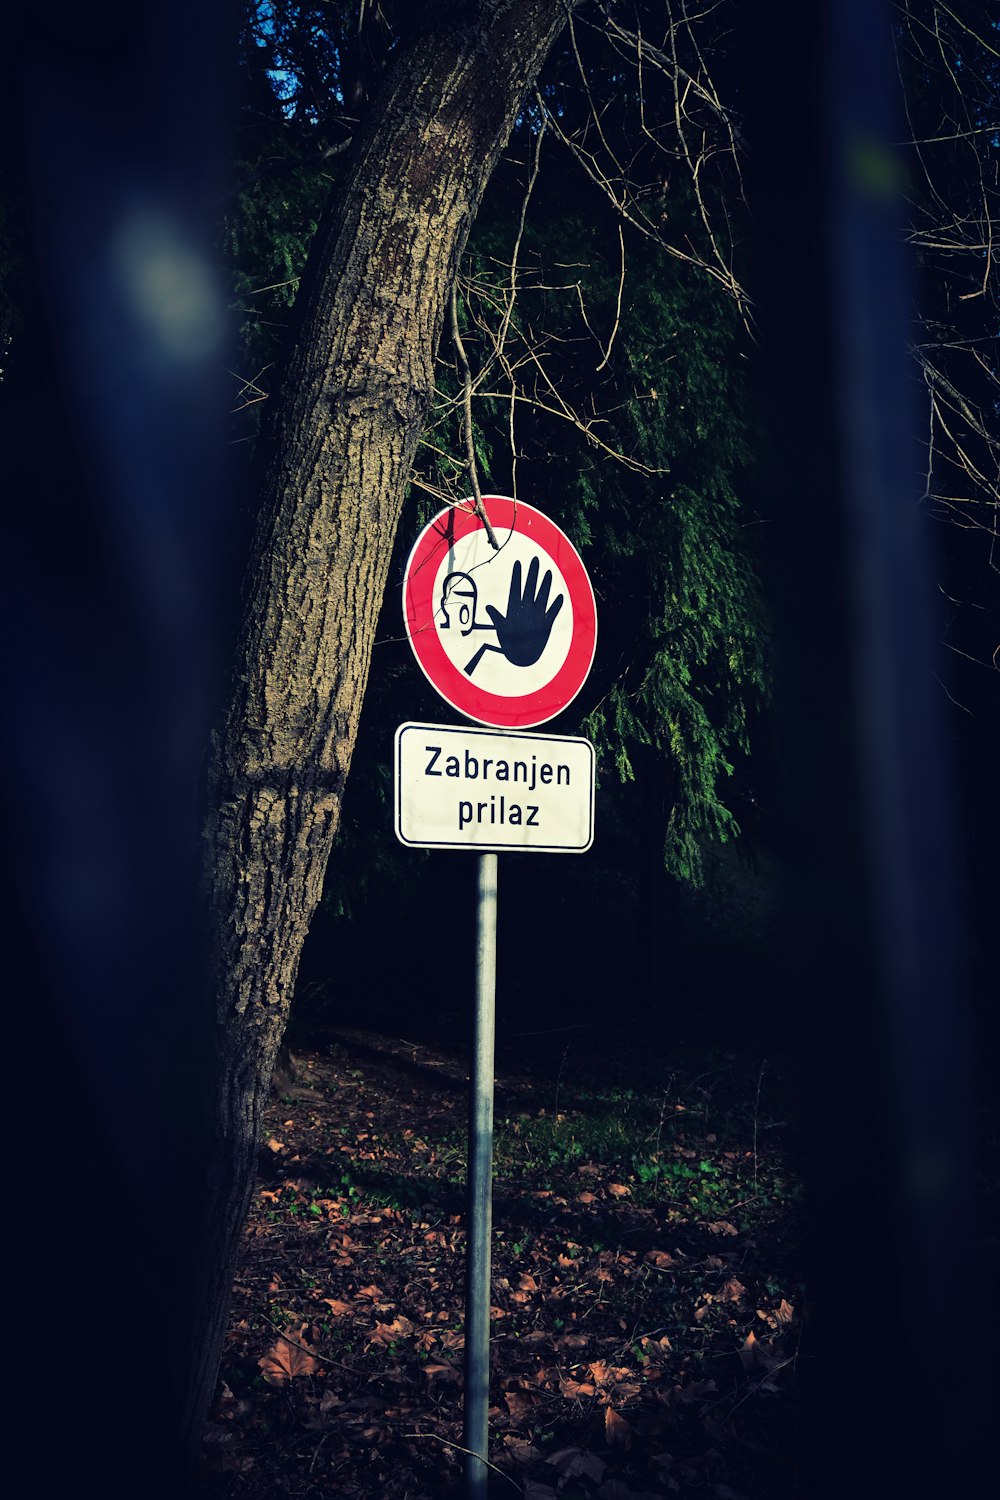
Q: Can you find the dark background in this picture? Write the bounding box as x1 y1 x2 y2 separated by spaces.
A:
3 2 994 1495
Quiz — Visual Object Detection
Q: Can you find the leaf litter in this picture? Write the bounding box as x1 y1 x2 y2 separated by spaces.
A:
197 1029 806 1498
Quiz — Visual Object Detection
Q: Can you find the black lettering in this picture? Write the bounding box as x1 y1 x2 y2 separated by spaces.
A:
539 764 553 785
482 757 493 778
445 755 460 778
557 763 570 786
509 804 522 825
495 760 510 781
513 760 528 782
458 800 473 829
464 750 479 778
425 745 442 776
527 805 539 827
477 801 488 821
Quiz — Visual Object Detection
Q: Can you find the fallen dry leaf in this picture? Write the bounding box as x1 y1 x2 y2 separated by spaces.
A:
559 1375 596 1399
547 1447 608 1483
607 1183 631 1198
604 1407 633 1446
504 1389 537 1422
503 1436 544 1464
321 1298 353 1316
738 1331 762 1372
258 1337 318 1385
555 1332 589 1350
368 1315 414 1345
775 1298 795 1324
678 1378 718 1402
646 1249 675 1268
202 1424 238 1450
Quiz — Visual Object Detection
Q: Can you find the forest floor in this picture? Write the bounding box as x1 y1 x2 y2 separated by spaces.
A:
196 1015 808 1499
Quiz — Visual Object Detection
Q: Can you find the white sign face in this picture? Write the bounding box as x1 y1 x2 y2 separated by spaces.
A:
434 530 575 695
402 497 597 729
394 722 595 853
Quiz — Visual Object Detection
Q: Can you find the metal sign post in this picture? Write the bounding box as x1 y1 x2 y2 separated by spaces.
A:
463 852 497 1498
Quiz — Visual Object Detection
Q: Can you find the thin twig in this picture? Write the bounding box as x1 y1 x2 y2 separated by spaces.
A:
308 1429 334 1476
595 222 626 371
450 282 499 550
401 1431 522 1492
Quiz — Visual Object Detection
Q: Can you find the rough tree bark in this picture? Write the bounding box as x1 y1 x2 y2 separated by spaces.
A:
181 0 579 1460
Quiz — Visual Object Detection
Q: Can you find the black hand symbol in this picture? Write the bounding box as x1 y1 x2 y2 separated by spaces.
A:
463 556 561 671
487 557 564 666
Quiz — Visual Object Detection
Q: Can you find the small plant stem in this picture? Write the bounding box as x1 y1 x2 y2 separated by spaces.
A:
652 1072 675 1153
553 1043 571 1119
753 1058 767 1191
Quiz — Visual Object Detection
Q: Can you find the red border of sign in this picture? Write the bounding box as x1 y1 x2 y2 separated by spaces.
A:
402 496 597 728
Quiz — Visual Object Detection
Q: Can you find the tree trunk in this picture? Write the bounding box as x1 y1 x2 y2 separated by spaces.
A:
180 0 577 1462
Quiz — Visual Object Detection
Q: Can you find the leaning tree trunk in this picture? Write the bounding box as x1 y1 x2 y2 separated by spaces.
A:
180 0 577 1461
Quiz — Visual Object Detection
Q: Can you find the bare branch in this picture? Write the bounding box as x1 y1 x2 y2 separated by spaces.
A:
595 222 626 372
450 282 500 550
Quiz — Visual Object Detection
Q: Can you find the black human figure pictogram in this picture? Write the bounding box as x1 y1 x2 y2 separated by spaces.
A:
439 557 564 676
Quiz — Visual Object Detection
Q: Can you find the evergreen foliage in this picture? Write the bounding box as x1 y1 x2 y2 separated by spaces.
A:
219 2 773 894
220 4 352 399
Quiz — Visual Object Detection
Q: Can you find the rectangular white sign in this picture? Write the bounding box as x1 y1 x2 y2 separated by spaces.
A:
394 722 595 853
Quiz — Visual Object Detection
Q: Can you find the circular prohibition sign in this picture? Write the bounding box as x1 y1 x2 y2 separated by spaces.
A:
402 495 598 729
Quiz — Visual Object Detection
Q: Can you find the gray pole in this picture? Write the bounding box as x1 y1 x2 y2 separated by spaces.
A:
464 851 498 1498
